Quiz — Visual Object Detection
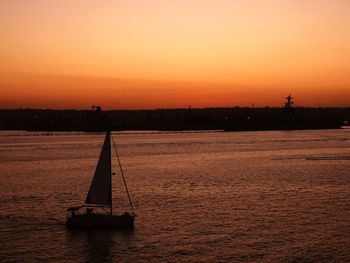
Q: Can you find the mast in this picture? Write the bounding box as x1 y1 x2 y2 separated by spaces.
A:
108 131 113 215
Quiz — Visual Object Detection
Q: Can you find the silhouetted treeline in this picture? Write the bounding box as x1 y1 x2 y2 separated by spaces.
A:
0 107 349 131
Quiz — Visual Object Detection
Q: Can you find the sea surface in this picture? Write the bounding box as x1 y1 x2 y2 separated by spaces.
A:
0 130 349 262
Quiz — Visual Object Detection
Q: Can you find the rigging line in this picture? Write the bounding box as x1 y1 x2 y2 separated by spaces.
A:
111 133 136 215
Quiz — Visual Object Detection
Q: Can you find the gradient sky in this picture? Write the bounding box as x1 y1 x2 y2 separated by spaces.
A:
1 0 350 109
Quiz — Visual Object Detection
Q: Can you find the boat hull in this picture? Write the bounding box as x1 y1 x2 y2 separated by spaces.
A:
66 214 135 229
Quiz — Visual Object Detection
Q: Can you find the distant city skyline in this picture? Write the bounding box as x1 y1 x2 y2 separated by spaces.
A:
1 0 350 109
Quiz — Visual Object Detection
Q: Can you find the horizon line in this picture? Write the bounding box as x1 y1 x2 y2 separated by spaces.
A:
1 105 350 111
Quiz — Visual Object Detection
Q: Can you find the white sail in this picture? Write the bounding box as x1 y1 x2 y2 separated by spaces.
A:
85 132 112 206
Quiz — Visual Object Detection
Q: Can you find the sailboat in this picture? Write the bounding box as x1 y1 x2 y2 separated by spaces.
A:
66 131 136 229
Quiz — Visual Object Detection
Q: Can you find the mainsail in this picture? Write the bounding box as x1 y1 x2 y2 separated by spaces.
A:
85 132 112 206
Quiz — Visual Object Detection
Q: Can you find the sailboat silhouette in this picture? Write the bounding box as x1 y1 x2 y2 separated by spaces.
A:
66 131 136 229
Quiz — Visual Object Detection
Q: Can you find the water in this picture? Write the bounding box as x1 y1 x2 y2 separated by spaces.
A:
0 130 349 262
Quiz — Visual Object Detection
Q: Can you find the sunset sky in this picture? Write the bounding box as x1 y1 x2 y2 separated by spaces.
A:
1 0 349 109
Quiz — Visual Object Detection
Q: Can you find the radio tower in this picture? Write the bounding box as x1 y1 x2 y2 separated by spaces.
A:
283 94 295 119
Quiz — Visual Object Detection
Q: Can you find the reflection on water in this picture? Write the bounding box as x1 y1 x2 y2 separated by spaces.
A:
66 229 134 262
0 130 349 262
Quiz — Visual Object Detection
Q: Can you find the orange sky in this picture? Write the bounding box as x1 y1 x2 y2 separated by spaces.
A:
1 0 350 109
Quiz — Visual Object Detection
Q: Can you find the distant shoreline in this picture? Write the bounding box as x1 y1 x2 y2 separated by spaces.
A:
1 107 349 132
